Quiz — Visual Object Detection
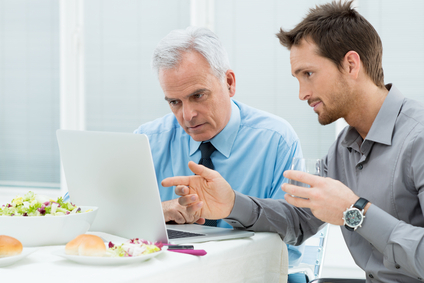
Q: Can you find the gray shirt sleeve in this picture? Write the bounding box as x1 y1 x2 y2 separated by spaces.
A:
358 204 424 278
356 130 424 279
224 191 325 246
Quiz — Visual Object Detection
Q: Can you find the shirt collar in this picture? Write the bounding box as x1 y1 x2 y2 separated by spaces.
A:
189 100 241 158
341 84 405 149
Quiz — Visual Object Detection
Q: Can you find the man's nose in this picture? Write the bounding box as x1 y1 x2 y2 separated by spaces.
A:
182 104 196 121
298 84 311 101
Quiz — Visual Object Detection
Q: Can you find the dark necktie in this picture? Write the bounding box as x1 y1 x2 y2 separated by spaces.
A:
198 142 216 170
198 142 217 226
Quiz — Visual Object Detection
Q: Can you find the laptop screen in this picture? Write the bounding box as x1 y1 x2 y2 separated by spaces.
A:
57 130 169 243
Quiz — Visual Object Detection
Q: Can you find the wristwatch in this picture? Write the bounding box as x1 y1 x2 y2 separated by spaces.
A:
343 197 369 231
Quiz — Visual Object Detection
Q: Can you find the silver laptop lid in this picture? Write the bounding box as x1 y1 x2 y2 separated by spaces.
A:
56 130 169 243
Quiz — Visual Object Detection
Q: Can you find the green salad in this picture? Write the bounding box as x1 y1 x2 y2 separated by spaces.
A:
106 238 163 257
0 191 85 216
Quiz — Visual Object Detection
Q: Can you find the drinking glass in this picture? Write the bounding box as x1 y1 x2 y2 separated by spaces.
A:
289 158 323 188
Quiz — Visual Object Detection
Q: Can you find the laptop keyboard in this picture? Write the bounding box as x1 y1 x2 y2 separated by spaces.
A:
167 229 206 239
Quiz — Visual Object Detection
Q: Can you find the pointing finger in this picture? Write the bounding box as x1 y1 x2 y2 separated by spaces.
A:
162 175 191 187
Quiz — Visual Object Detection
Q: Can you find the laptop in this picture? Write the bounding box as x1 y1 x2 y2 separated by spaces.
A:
56 129 254 244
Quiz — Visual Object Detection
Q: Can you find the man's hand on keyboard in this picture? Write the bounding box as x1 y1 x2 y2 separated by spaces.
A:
162 198 205 224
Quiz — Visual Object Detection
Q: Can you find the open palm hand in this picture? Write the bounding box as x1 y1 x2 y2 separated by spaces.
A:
161 161 235 220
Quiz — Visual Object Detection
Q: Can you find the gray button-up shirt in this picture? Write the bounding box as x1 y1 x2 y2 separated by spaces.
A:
226 84 424 282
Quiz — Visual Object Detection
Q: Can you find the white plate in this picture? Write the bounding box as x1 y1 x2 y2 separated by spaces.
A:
51 248 164 265
0 248 38 267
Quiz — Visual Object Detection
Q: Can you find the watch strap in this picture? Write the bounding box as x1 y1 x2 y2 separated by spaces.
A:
353 197 369 210
345 225 354 231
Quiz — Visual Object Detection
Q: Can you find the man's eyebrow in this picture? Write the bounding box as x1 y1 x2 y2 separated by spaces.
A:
293 67 306 77
164 88 209 101
188 88 209 97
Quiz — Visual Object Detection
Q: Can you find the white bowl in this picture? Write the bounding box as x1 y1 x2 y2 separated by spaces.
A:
0 206 98 247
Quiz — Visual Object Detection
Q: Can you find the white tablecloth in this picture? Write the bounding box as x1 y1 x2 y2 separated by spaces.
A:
0 232 288 283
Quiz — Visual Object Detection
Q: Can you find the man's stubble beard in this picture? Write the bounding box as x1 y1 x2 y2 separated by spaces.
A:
317 75 352 126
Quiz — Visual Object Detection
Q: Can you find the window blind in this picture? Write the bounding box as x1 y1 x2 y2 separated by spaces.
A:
0 0 60 189
84 0 191 133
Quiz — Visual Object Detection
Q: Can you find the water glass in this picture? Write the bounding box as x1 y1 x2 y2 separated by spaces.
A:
289 158 323 188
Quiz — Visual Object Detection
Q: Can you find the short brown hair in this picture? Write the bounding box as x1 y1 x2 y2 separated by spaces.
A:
277 0 384 88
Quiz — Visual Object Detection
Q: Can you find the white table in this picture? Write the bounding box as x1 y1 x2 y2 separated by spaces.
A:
0 232 288 283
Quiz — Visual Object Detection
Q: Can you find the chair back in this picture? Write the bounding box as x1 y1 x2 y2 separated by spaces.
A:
288 225 329 280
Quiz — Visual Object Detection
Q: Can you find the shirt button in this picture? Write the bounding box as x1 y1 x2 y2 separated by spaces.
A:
358 164 363 170
395 264 401 269
368 274 374 278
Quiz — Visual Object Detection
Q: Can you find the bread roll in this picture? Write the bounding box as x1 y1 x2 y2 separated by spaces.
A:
0 235 23 258
65 234 106 257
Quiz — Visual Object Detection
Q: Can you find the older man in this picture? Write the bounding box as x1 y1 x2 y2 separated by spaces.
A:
163 2 424 282
133 27 306 282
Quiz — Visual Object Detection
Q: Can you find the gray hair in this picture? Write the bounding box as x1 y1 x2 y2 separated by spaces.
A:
152 26 231 82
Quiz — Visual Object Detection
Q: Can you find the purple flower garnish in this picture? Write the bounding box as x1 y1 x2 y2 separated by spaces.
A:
66 211 70 215
129 238 139 244
76 207 81 212
108 241 115 248
6 204 11 208
23 213 28 216
37 207 46 215
44 201 51 206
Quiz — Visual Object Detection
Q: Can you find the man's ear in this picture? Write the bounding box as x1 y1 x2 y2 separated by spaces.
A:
225 70 236 97
343 51 361 80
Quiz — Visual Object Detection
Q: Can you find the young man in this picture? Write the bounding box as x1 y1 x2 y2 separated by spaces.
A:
163 1 424 282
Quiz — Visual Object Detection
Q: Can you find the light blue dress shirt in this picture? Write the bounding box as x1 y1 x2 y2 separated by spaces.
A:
133 99 305 267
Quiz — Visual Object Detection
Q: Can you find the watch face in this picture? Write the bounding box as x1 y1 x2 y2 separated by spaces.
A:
345 209 363 227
